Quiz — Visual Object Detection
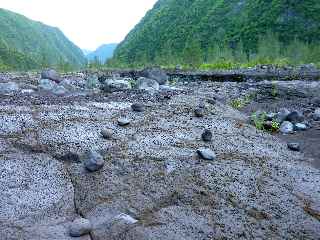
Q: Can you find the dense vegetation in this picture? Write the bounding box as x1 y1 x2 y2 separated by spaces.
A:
86 43 118 63
0 8 86 71
110 0 320 68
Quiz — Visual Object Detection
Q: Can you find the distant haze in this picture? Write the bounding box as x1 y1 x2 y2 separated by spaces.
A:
0 0 157 50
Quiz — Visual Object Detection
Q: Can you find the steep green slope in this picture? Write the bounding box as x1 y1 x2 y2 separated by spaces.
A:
112 0 320 66
0 8 86 70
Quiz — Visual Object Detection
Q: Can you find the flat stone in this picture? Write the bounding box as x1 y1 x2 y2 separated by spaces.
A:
84 150 104 172
294 123 307 131
118 118 131 126
69 218 92 237
197 148 216 160
0 82 19 94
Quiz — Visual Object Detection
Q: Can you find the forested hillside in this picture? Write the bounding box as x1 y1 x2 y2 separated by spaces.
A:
0 8 86 70
111 0 320 67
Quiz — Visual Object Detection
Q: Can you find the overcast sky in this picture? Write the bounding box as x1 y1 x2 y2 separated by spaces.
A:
0 0 157 50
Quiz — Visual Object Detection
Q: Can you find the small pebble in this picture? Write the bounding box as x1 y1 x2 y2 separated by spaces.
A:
194 108 205 117
201 129 212 142
287 142 300 152
101 129 113 139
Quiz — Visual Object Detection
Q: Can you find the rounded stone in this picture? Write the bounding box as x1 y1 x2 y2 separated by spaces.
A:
41 69 61 83
131 103 145 112
286 111 304 124
287 142 300 152
84 150 104 172
197 148 216 161
194 108 205 117
69 218 92 237
280 121 294 134
313 108 320 121
201 129 212 142
101 129 113 139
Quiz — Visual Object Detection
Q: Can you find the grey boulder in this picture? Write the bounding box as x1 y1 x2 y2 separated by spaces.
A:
136 77 160 91
275 108 290 123
84 150 105 172
41 69 61 83
280 121 294 134
39 79 67 95
141 67 168 85
69 218 92 237
103 79 131 93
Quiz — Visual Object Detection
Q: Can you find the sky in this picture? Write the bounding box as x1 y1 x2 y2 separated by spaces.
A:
0 0 157 50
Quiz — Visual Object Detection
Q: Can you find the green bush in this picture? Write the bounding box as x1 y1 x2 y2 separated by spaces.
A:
251 112 267 131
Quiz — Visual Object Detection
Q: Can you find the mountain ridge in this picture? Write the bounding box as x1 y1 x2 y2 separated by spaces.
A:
0 8 86 70
86 43 118 63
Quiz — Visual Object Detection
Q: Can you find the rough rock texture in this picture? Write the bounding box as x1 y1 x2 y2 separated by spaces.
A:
141 67 168 85
0 72 319 239
41 69 61 83
136 77 160 91
102 79 131 93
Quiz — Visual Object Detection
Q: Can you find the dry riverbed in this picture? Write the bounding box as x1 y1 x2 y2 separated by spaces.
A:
0 69 319 240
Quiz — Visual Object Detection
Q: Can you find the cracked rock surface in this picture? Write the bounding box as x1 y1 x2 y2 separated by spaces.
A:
0 72 319 239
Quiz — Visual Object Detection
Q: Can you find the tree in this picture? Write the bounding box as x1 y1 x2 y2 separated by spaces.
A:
182 39 203 68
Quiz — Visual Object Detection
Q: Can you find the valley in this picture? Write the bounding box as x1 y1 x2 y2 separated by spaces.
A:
0 0 320 239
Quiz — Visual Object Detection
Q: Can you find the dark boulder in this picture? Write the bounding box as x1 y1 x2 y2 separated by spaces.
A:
141 67 168 85
286 111 304 124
